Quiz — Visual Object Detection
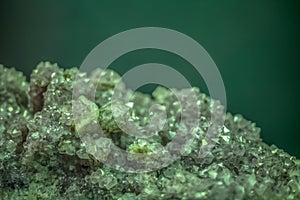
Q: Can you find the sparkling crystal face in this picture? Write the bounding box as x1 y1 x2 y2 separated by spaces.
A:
0 63 299 199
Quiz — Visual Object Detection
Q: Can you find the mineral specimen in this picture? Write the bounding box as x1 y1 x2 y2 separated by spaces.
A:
0 62 299 199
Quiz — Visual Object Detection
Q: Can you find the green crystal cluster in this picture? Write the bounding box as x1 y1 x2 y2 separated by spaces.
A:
0 62 299 199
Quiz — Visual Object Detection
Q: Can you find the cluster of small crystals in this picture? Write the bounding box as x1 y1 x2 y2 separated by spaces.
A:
0 65 30 190
0 62 299 200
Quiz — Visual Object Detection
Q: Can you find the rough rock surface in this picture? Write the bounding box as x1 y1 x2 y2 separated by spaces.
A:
0 62 299 200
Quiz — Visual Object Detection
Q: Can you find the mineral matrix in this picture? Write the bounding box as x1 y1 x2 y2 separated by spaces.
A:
0 62 299 200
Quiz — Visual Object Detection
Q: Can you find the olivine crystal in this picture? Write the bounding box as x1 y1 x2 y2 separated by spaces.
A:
0 62 299 200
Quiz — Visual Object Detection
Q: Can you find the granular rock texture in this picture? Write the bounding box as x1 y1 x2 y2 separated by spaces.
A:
0 62 299 199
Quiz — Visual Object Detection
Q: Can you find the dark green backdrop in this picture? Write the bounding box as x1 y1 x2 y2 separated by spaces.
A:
1 1 299 158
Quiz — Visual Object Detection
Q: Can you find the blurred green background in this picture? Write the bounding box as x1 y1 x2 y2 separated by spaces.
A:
0 1 299 158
